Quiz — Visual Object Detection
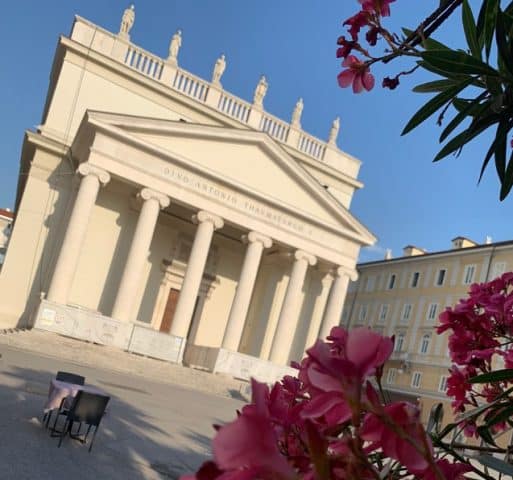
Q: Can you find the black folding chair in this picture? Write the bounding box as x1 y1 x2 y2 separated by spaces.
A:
43 371 86 428
56 391 110 452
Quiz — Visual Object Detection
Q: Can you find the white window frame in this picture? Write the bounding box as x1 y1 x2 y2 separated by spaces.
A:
435 268 447 286
387 368 397 384
411 371 422 389
420 334 431 355
439 375 449 393
411 271 420 288
378 304 389 323
388 274 396 290
426 303 439 322
365 275 375 292
492 261 507 279
394 332 405 352
358 305 368 323
401 303 412 323
462 264 476 285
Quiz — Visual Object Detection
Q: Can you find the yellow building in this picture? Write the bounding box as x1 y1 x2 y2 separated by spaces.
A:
343 236 509 424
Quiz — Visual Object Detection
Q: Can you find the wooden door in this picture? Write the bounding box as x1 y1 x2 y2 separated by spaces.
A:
160 288 180 333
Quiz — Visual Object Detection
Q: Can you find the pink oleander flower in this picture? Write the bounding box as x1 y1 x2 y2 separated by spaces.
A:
336 36 357 59
343 11 371 41
359 0 396 17
337 55 375 93
421 459 472 480
361 402 433 473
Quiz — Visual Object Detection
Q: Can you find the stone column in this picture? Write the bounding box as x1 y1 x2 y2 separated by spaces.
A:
222 232 272 351
319 267 352 339
269 250 316 365
47 163 110 304
111 188 170 322
170 211 224 341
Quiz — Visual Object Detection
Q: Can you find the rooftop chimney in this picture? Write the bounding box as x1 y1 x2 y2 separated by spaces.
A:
384 249 392 260
451 236 478 249
403 245 427 257
485 235 492 245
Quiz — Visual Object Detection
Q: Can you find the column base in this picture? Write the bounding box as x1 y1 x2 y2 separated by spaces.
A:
33 299 186 363
183 344 296 384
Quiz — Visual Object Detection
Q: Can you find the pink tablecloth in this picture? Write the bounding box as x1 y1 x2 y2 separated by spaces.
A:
44 379 105 412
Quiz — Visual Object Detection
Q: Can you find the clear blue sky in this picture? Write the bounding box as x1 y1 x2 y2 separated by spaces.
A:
0 1 509 262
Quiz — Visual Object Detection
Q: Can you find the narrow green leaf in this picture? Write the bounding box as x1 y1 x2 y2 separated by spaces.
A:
421 50 499 77
478 140 496 183
403 79 473 136
496 11 513 76
462 0 481 58
434 113 501 161
478 425 498 446
482 0 499 59
413 79 458 93
486 404 513 427
476 455 513 475
440 93 489 142
500 150 513 200
402 28 451 50
477 0 490 42
469 368 513 383
495 120 509 183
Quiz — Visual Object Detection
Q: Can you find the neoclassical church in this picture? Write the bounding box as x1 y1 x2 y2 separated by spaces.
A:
0 8 375 381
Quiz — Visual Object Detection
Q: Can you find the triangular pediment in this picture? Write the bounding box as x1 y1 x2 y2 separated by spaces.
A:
81 111 375 246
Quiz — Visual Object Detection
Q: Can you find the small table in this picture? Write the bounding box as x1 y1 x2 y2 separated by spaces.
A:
44 379 105 413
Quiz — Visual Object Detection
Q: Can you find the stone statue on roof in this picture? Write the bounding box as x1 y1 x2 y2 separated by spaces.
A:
328 117 340 145
253 75 268 108
291 98 304 128
119 5 135 38
168 30 182 65
212 54 226 87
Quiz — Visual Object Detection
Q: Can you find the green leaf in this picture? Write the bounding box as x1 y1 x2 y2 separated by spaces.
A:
478 140 496 183
496 11 513 76
475 455 513 475
413 79 458 93
434 113 501 161
500 150 513 200
486 404 513 427
403 79 473 136
477 425 498 446
440 93 489 142
421 50 499 77
402 28 451 50
481 0 499 59
462 0 481 59
469 368 513 383
495 120 509 184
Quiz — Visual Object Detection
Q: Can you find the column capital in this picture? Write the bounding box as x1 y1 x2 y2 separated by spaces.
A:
334 265 358 281
243 231 272 249
294 249 317 266
139 188 170 209
193 211 224 230
77 163 110 185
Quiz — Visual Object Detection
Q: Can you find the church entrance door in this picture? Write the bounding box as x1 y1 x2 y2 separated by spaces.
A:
160 288 180 333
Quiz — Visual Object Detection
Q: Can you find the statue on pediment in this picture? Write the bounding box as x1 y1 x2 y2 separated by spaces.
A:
119 5 135 38
168 30 182 65
212 54 226 86
328 117 340 145
291 97 304 128
253 75 268 108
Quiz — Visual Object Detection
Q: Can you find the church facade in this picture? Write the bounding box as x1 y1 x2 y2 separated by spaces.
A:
0 9 375 381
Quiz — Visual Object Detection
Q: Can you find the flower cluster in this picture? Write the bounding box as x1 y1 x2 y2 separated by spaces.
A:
337 1 396 93
438 272 513 435
182 327 471 479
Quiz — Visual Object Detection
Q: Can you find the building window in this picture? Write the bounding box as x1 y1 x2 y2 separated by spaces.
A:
463 264 476 285
426 303 439 322
387 368 397 384
411 271 420 288
411 371 422 389
378 304 389 323
492 261 507 279
358 305 368 323
420 334 431 354
394 332 405 352
435 269 446 286
439 375 449 392
401 303 412 323
388 274 396 290
365 275 375 292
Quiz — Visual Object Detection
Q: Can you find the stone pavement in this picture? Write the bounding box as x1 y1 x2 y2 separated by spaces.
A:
0 329 250 400
0 335 245 479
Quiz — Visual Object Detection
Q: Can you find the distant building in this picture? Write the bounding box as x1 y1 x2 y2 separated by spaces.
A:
343 236 509 423
0 9 374 382
0 208 13 266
